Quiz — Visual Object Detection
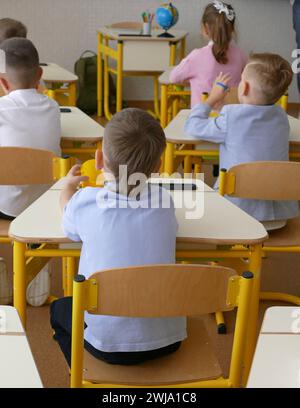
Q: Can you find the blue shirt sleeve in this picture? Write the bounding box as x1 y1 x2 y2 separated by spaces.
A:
62 190 82 242
184 103 228 144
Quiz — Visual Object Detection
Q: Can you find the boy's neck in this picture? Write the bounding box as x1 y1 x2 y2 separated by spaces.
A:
239 95 269 106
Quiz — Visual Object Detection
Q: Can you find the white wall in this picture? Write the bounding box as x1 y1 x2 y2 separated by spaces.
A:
1 0 298 101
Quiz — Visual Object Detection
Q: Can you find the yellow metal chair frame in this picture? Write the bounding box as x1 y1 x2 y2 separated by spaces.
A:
164 93 289 175
45 83 77 107
218 161 300 329
97 30 186 120
0 147 72 325
70 264 253 388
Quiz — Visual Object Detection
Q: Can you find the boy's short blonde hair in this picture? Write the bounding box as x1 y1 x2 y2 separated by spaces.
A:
244 53 293 105
103 108 166 191
0 18 27 44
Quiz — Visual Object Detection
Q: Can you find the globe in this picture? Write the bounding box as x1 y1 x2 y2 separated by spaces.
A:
156 3 179 38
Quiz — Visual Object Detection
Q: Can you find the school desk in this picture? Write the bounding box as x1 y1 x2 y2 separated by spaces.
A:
164 110 300 174
42 63 78 106
247 306 300 388
9 180 267 386
60 107 104 156
0 306 43 388
97 27 188 120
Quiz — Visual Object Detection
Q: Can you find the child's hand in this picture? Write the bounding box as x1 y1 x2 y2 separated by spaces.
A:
206 72 232 108
65 164 89 189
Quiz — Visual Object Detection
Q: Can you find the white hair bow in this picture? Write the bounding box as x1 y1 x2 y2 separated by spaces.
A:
213 0 235 22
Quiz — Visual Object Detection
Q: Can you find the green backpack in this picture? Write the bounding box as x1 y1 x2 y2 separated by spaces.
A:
74 50 116 114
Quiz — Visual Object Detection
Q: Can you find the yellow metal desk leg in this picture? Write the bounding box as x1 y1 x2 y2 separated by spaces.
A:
242 244 263 386
97 32 103 117
104 37 113 120
180 37 186 60
169 43 177 66
68 82 77 106
160 84 168 128
153 76 160 119
164 142 174 175
13 241 27 328
66 257 76 297
116 41 123 113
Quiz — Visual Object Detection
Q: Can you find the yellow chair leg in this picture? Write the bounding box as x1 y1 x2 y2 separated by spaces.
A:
215 311 227 334
242 244 263 387
66 257 76 297
13 241 27 328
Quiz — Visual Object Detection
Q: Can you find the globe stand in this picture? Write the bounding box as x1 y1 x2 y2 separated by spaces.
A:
158 30 174 38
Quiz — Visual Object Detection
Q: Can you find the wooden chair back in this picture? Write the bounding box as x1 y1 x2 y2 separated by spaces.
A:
0 147 56 185
88 264 237 317
220 161 300 200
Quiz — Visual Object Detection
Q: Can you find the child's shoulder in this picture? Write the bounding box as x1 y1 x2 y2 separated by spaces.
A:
69 186 103 209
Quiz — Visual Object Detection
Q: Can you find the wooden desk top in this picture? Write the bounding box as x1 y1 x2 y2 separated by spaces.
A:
165 109 300 146
98 27 188 42
0 306 43 388
9 184 267 245
42 63 78 83
61 107 104 142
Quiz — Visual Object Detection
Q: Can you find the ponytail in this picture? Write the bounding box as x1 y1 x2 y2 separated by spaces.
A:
202 2 235 65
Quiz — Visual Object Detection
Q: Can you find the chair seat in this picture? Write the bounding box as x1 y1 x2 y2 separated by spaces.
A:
0 219 11 237
83 317 222 386
264 215 300 247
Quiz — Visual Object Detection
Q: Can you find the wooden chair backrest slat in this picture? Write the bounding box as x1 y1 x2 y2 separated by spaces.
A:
89 264 237 317
0 147 55 185
226 161 300 200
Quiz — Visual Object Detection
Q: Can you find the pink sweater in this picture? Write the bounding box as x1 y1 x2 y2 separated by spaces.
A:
169 43 248 107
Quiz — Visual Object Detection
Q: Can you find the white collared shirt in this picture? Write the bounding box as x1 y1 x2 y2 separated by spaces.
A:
0 89 61 216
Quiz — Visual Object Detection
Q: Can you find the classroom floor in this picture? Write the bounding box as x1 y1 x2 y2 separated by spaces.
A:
7 103 300 388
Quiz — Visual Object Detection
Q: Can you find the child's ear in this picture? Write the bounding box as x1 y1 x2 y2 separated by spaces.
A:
95 149 104 170
36 66 43 81
0 77 10 94
243 80 250 96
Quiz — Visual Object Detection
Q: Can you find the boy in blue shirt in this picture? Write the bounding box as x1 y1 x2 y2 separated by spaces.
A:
50 108 186 366
185 53 299 226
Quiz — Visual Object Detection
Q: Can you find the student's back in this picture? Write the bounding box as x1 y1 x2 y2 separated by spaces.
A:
0 38 60 217
185 53 299 223
64 184 184 352
51 108 186 367
170 1 247 107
